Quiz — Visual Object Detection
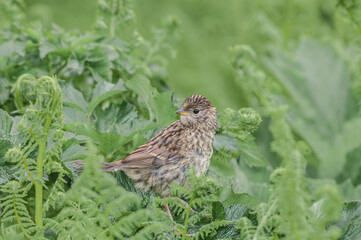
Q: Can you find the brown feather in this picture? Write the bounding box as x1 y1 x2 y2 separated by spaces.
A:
102 121 184 171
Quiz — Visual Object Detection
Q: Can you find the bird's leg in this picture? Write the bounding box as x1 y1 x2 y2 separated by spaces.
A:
164 203 195 237
179 198 195 213
164 204 173 221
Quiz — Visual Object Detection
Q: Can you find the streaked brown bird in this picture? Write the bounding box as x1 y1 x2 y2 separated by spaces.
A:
77 95 217 218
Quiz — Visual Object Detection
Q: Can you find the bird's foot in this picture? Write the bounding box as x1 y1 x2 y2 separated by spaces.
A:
179 198 195 213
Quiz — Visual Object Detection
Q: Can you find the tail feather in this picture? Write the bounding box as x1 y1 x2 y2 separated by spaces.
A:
101 162 123 172
72 160 123 172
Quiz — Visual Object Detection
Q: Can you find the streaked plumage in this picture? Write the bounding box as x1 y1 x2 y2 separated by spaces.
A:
102 94 217 197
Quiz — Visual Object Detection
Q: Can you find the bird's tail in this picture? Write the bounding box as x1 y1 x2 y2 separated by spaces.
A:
72 160 123 172
101 161 123 172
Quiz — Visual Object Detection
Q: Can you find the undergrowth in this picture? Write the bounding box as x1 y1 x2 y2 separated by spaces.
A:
0 0 360 239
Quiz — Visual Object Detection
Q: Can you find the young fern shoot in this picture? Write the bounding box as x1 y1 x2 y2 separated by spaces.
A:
1 74 66 237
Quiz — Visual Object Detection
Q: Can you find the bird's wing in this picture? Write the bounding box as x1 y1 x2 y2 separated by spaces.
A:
105 121 185 171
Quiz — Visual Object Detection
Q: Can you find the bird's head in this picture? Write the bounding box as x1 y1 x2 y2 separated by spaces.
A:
176 95 217 130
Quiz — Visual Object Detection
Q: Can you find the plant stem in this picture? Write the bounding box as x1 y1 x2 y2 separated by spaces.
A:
34 141 45 228
182 193 195 240
13 192 32 239
34 88 59 230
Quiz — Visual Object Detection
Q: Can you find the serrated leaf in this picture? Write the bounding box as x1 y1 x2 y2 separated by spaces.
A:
88 80 126 115
61 144 86 163
0 109 13 137
86 46 111 82
338 180 361 201
334 201 361 240
213 134 239 152
220 188 260 208
65 122 155 156
265 38 359 178
0 166 17 184
61 82 88 112
125 75 177 125
39 39 57 59
63 106 87 124
239 138 268 167
0 78 9 104
0 40 26 57
0 140 13 162
225 204 250 221
212 201 226 220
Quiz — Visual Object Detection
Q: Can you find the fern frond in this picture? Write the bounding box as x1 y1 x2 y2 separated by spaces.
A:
0 181 35 239
49 143 166 239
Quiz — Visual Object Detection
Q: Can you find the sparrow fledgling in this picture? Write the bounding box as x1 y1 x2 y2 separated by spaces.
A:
102 94 217 198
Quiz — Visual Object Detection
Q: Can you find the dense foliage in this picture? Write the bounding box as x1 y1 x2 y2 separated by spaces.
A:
0 0 360 239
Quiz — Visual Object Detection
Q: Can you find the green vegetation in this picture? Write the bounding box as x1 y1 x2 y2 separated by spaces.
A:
0 0 360 239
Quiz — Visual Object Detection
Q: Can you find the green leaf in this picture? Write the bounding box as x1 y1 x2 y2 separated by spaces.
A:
61 82 88 113
0 78 9 104
65 121 155 157
125 75 177 125
239 138 268 167
334 201 361 240
63 106 88 124
212 201 226 220
225 204 250 221
86 45 111 82
0 40 26 57
39 38 58 59
0 109 13 137
213 134 239 152
220 187 260 208
88 80 126 115
265 38 359 178
338 180 361 201
0 166 16 184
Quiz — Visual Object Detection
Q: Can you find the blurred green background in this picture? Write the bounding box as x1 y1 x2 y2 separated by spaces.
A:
2 0 359 193
16 0 347 110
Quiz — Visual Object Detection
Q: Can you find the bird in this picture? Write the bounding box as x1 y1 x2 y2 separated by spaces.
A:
76 94 217 219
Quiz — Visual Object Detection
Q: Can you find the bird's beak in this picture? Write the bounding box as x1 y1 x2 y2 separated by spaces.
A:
176 108 190 116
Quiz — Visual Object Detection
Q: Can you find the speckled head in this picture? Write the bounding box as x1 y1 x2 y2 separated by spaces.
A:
176 95 217 130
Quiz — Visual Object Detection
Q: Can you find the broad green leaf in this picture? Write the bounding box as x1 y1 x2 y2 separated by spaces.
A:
64 122 128 156
65 122 155 157
86 46 111 82
61 82 88 113
125 75 177 125
94 102 135 133
0 40 26 57
114 170 154 206
39 38 57 59
224 204 250 221
152 91 178 125
213 134 239 152
0 78 9 104
0 166 16 184
265 38 359 178
63 106 88 124
212 201 226 220
334 201 361 240
0 109 12 136
239 138 268 167
220 187 260 208
88 80 126 115
338 180 361 201
0 111 15 184
61 144 86 163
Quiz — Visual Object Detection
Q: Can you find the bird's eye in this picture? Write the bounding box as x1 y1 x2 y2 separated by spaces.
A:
193 109 200 114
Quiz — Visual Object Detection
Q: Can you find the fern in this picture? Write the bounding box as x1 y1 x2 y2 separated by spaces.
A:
230 44 343 240
155 169 246 239
0 181 35 239
0 74 67 237
47 142 166 239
